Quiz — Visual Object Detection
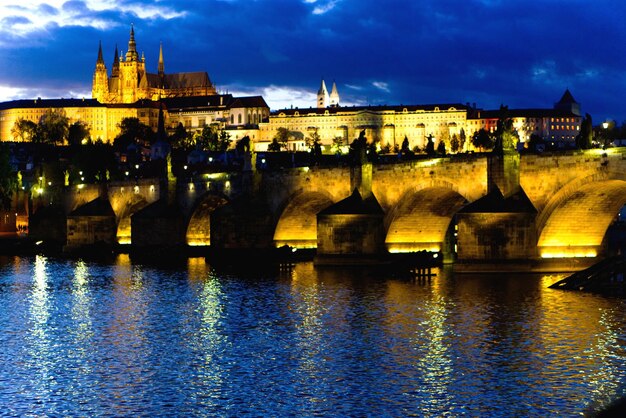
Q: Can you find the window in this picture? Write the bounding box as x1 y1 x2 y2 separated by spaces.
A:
238 114 242 124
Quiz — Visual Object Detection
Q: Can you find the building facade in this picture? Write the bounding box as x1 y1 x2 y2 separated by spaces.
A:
0 98 162 143
162 94 269 142
465 90 582 147
258 104 469 152
259 85 582 153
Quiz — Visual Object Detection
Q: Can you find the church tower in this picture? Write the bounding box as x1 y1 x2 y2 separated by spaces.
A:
92 41 109 103
317 79 329 108
158 42 164 77
329 81 340 107
119 24 146 103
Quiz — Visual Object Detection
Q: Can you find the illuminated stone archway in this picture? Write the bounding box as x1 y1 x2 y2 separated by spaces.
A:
186 194 229 246
538 179 626 258
385 187 467 253
273 191 334 249
116 196 150 244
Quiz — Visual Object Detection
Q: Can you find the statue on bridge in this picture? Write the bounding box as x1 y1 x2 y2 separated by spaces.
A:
350 130 368 165
494 105 519 153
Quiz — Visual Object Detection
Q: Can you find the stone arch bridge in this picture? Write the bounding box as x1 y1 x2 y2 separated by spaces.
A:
49 148 626 261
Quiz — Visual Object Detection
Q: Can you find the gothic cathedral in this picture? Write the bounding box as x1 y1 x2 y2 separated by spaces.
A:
92 25 217 104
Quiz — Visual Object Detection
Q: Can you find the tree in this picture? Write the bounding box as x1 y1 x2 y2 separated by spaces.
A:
450 134 460 153
576 113 593 149
472 129 495 151
114 117 155 151
306 128 322 152
218 129 231 151
436 140 446 156
236 136 251 154
459 128 467 152
11 118 38 142
273 127 290 151
68 121 91 146
0 144 16 210
401 136 413 155
267 137 282 152
425 134 435 156
331 136 344 154
170 122 192 150
38 109 69 145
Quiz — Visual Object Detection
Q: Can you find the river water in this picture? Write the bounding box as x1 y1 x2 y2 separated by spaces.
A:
0 255 625 416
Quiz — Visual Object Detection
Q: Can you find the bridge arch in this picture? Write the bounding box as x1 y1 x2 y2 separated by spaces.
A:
538 172 626 258
186 192 229 246
115 194 151 244
385 186 468 253
273 191 335 249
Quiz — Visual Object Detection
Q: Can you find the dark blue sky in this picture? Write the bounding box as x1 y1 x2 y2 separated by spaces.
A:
0 0 624 123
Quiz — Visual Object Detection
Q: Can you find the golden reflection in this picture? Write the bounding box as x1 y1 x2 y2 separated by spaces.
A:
289 263 333 375
31 255 50 337
28 255 52 400
383 271 453 402
71 260 94 345
539 274 623 406
187 257 210 280
193 272 226 391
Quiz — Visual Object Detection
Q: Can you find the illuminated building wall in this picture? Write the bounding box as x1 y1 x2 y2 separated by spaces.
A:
162 95 269 144
258 104 469 152
0 98 160 143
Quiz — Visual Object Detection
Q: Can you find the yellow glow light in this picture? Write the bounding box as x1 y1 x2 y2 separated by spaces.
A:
274 240 317 249
540 250 597 259
387 244 441 254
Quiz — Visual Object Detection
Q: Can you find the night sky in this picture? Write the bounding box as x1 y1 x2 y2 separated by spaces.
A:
0 0 624 124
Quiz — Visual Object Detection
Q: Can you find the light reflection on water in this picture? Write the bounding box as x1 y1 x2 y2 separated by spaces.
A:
0 256 624 416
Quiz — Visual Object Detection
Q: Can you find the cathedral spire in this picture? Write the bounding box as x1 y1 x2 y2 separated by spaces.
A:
329 80 340 107
158 42 164 76
317 78 329 108
112 44 119 77
96 41 104 65
126 24 138 61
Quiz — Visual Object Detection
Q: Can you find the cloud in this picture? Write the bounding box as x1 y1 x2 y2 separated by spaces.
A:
304 0 340 15
0 84 91 102
372 81 390 93
0 0 186 43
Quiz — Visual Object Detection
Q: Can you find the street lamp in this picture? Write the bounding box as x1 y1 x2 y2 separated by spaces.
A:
602 121 610 148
